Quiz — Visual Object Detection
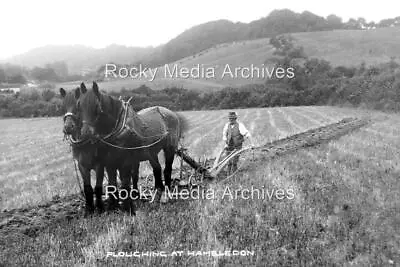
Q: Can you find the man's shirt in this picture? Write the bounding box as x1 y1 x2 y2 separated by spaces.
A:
222 121 251 142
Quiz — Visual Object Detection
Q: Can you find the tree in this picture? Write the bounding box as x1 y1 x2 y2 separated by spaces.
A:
327 14 343 29
345 18 362 29
47 61 68 80
8 74 27 84
357 17 367 28
31 67 60 82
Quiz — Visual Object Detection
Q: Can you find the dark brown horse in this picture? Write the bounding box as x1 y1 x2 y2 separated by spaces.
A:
77 82 188 203
60 86 109 214
60 86 131 214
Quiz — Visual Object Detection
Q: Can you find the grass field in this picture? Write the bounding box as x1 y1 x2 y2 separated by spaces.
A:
1 106 399 265
293 27 400 67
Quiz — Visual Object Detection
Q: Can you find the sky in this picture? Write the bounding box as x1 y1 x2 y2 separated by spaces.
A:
0 0 398 59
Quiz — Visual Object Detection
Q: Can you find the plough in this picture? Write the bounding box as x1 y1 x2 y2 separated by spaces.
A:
175 146 252 181
173 117 369 186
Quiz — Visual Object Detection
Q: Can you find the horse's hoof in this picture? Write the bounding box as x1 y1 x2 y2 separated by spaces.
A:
96 206 105 214
84 208 95 217
121 200 136 215
107 198 119 211
95 201 105 214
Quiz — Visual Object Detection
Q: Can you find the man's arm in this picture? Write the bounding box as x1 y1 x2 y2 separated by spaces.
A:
238 122 250 138
238 122 254 147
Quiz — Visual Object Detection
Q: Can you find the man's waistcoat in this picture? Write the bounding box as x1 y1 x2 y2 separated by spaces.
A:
227 122 244 148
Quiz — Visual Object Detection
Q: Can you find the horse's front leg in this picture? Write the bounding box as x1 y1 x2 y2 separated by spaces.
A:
78 163 94 216
149 152 166 203
120 166 135 215
163 147 175 190
131 160 140 200
94 164 105 213
106 167 119 211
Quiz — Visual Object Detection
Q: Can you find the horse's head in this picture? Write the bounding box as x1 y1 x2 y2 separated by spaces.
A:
77 81 117 139
60 87 81 137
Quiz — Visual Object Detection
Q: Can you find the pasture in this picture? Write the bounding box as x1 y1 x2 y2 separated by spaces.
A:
293 27 400 67
0 106 399 265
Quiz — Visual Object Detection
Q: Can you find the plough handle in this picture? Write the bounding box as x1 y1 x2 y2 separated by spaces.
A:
209 147 252 177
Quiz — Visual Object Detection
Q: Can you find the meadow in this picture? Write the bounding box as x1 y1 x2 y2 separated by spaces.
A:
293 27 400 67
0 106 399 265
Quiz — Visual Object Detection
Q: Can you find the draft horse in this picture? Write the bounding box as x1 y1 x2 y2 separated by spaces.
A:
77 82 188 203
60 86 110 214
60 86 130 214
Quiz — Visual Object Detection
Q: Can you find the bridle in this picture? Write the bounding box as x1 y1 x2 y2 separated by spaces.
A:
63 112 78 122
63 110 89 147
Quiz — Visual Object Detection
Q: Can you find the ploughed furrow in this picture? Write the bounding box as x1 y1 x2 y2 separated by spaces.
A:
257 117 369 158
0 194 83 237
0 117 369 236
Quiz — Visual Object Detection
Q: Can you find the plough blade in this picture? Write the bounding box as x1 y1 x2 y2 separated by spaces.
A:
175 148 214 180
176 146 253 180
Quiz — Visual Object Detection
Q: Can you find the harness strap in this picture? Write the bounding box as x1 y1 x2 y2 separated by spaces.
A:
64 112 74 117
66 135 92 147
98 131 168 150
94 100 170 150
101 98 130 140
103 102 168 141
64 112 75 121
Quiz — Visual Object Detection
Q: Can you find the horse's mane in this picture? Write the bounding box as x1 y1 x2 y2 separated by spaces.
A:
100 93 121 121
64 91 78 109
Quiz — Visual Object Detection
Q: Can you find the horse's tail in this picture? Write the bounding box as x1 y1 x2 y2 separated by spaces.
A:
176 112 189 139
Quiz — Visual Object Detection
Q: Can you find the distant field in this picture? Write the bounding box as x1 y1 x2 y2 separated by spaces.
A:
56 76 226 93
1 106 399 265
292 27 400 66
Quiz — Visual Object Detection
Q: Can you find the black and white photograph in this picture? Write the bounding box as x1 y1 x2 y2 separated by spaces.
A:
0 0 399 265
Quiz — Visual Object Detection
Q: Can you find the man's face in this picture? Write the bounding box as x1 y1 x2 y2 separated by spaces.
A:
229 118 236 124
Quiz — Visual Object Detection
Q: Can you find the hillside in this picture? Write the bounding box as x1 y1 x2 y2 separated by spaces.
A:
147 9 398 67
7 8 393 74
292 27 400 66
56 26 400 92
56 38 276 92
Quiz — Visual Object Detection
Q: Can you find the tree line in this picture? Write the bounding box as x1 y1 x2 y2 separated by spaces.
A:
0 61 88 85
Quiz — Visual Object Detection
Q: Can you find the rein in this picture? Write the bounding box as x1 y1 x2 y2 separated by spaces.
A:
65 134 92 147
98 132 168 150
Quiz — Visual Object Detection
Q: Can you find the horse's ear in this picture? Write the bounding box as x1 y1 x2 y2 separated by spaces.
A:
74 87 80 99
93 81 100 98
59 88 66 98
80 82 87 94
